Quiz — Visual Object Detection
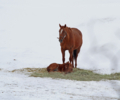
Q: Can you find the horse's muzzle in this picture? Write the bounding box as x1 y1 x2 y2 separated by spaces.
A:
59 39 63 43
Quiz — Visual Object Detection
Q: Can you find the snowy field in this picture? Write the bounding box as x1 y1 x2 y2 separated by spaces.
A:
0 0 120 99
0 71 120 100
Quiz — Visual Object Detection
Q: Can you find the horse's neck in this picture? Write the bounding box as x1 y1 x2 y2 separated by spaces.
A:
61 28 72 46
65 28 71 40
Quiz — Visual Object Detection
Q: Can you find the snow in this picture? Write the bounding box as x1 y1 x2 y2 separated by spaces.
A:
0 71 120 100
0 0 120 99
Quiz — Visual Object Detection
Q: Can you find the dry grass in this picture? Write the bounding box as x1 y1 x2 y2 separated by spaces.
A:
12 68 120 81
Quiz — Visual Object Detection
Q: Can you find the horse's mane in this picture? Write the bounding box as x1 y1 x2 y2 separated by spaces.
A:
64 27 72 40
65 27 73 40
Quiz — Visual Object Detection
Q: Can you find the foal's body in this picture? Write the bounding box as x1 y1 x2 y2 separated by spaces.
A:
47 62 73 73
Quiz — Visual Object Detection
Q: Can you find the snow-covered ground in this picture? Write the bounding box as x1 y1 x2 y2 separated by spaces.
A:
0 70 120 100
0 0 120 99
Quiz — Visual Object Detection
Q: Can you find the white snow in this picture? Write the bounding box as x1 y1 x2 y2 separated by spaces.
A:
0 0 120 99
0 71 120 100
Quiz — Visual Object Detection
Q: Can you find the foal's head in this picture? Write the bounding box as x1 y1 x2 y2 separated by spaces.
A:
64 62 73 73
58 24 67 43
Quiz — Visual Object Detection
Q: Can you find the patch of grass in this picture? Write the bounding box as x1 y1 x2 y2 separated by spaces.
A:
12 68 46 73
29 68 120 81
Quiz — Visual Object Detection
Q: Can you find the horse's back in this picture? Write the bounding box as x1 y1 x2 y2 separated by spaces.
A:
47 63 58 72
71 28 82 37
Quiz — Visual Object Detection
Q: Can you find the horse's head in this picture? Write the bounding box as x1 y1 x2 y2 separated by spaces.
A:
58 24 67 43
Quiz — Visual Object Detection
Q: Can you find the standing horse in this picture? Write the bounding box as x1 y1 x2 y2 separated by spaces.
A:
58 24 83 68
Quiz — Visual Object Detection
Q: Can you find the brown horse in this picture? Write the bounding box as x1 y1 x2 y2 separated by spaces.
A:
64 62 73 74
47 63 58 72
58 24 83 68
47 62 73 74
58 62 73 74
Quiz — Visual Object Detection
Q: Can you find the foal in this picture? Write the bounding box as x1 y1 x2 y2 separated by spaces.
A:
47 62 73 74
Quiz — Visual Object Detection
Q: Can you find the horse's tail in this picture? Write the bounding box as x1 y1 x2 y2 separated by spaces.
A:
73 49 77 59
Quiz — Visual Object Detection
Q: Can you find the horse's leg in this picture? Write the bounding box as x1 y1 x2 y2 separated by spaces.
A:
75 47 81 68
61 48 65 64
73 57 74 68
69 49 74 68
73 49 77 68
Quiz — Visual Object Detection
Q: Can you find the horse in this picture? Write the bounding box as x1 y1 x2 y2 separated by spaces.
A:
58 24 83 68
47 63 58 72
47 62 73 74
58 61 73 74
64 62 73 74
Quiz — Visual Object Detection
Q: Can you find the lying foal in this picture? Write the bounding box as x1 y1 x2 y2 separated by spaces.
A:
47 63 58 72
47 62 73 74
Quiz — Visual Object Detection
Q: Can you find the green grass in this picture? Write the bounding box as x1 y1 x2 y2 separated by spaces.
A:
28 68 120 81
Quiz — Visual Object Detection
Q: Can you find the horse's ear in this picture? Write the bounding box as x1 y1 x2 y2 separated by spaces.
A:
64 24 66 27
66 61 69 64
59 24 61 27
